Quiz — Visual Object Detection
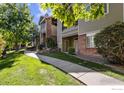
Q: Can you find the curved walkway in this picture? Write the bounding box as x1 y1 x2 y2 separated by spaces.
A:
25 51 124 85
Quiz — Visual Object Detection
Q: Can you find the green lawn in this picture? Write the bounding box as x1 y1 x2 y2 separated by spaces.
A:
43 52 124 82
0 51 80 85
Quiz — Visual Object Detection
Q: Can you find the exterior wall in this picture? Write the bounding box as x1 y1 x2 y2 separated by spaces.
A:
45 17 52 38
52 25 57 36
41 23 46 33
39 17 57 48
123 3 124 22
62 26 78 38
78 34 98 56
62 35 78 52
57 3 124 56
78 3 123 35
39 32 42 44
57 20 62 50
77 3 123 56
45 17 57 37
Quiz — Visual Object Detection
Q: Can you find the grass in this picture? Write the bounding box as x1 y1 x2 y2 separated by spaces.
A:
43 52 124 82
0 51 80 85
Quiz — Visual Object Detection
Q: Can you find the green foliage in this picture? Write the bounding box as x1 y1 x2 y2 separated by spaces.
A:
68 47 75 55
0 29 14 48
0 34 6 55
94 22 124 64
0 4 34 48
41 3 105 27
46 37 56 48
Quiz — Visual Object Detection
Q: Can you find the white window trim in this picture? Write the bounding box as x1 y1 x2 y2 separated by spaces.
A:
86 32 96 36
79 30 100 36
86 36 95 48
86 32 97 48
104 4 109 15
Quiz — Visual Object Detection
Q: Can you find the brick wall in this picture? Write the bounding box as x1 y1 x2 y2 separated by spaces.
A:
45 17 52 38
78 34 99 56
45 17 57 38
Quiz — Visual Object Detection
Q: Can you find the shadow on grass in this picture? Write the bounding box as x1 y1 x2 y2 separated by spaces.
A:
37 52 109 72
0 51 23 70
0 60 14 70
38 51 124 82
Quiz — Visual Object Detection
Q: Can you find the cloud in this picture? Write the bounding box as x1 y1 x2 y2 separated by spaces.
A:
27 3 31 6
38 4 47 16
32 4 52 24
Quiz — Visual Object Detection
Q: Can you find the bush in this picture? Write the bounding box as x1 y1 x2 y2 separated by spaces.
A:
0 35 6 55
26 46 36 51
68 47 75 55
94 22 124 64
46 37 56 48
38 43 45 50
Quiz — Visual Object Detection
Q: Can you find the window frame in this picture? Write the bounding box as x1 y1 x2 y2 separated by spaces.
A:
86 33 96 48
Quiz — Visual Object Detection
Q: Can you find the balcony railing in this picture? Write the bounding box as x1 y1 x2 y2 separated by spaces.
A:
62 26 78 38
63 26 78 32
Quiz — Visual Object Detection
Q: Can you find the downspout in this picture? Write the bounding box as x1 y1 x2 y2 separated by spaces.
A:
39 17 47 48
123 3 124 22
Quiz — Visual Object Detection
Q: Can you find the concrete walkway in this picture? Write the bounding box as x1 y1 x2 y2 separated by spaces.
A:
25 51 124 85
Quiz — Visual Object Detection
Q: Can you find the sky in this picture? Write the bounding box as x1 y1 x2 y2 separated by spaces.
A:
27 3 52 25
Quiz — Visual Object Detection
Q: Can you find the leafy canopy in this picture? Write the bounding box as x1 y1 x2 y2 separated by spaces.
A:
0 4 34 48
0 34 6 54
41 3 105 27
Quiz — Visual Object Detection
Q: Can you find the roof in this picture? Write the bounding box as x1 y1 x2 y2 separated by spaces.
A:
39 16 57 26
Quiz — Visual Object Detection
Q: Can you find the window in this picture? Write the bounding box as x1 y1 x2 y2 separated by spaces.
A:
86 4 91 11
104 4 109 14
85 4 109 14
86 35 95 48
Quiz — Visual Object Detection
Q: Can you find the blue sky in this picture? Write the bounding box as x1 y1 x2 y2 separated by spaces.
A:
28 3 52 24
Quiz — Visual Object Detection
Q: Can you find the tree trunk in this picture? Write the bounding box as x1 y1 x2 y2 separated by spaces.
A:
1 48 7 59
15 42 19 51
36 35 40 52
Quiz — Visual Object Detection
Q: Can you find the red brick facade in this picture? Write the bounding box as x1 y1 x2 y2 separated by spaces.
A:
45 17 52 38
40 17 57 47
78 34 99 56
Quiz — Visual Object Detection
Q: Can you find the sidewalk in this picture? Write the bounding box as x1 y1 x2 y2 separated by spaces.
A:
25 51 124 85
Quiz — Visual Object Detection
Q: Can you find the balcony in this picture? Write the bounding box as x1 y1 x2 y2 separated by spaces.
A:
62 26 78 38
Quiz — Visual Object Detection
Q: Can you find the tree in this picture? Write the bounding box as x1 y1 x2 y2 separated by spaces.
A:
0 4 34 50
41 3 105 27
0 34 6 55
0 29 14 49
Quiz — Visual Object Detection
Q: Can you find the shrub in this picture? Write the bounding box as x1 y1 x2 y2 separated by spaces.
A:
94 22 124 64
68 47 75 55
46 37 56 48
0 35 6 55
26 46 36 51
